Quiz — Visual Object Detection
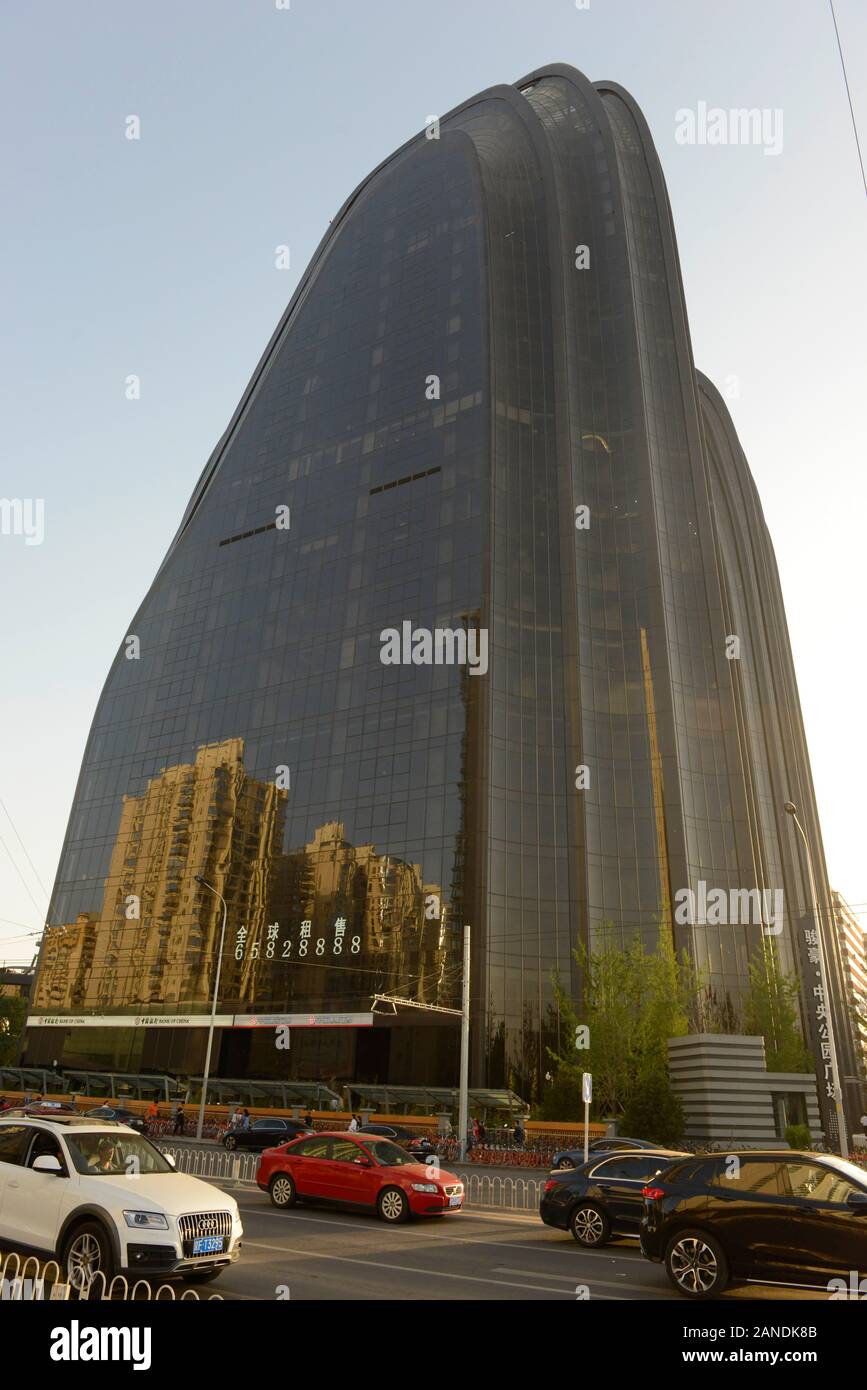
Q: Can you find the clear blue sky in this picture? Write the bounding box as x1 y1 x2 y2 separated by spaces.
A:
1 0 865 965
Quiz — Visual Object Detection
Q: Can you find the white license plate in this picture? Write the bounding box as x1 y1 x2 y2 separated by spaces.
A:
449 1195 462 1208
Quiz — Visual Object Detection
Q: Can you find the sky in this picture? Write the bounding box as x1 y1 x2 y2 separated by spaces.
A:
1 0 865 967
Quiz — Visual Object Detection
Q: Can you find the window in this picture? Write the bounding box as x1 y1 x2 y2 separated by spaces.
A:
330 1140 364 1163
26 1129 67 1173
290 1137 331 1159
362 1139 416 1167
0 1125 29 1166
65 1132 173 1176
783 1162 861 1204
590 1155 665 1181
710 1160 782 1195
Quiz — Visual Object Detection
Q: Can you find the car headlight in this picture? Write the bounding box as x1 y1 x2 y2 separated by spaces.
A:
411 1182 439 1193
123 1210 169 1230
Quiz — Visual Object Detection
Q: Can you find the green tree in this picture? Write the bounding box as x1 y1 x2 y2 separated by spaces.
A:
0 995 27 1067
547 922 704 1122
621 1064 685 1147
742 945 811 1073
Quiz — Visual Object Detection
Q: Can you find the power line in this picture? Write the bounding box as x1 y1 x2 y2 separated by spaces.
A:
0 828 46 919
829 0 867 194
0 795 50 898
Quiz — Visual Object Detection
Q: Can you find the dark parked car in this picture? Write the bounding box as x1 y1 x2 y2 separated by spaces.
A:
640 1150 867 1298
223 1117 311 1151
540 1149 687 1247
84 1104 146 1134
552 1136 656 1170
357 1123 431 1158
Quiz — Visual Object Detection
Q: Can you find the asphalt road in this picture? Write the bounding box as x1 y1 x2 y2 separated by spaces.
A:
211 1191 828 1302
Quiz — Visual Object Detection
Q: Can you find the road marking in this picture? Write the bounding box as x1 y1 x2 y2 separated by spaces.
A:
235 1201 646 1262
491 1265 676 1297
240 1238 576 1296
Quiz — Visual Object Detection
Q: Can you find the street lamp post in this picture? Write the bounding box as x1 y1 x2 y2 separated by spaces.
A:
194 874 228 1142
457 924 471 1163
784 801 848 1156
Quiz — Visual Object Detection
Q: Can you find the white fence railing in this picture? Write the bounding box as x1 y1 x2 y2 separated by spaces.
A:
159 1143 258 1185
0 1251 222 1301
160 1144 542 1211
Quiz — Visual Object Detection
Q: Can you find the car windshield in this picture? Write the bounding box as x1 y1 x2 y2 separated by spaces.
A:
815 1155 867 1188
363 1139 417 1167
65 1131 174 1176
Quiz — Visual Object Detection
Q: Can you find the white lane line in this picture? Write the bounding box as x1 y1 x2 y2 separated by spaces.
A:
492 1265 675 1297
235 1201 644 1261
241 1238 575 1296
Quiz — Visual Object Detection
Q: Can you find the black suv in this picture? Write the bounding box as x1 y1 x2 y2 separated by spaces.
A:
640 1150 867 1298
540 1148 688 1247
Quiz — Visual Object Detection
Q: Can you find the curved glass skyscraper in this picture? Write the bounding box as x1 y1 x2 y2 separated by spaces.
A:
26 64 859 1139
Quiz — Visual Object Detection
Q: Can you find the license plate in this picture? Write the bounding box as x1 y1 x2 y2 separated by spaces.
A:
448 1195 462 1208
192 1235 224 1255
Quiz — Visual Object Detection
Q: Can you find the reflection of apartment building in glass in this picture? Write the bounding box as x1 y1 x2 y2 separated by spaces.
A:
832 891 867 1092
25 65 859 1137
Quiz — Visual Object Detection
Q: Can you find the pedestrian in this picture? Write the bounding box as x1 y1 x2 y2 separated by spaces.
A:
173 1104 185 1136
241 1108 251 1131
514 1117 525 1149
478 1117 487 1144
472 1116 480 1144
329 1096 340 1112
348 1113 359 1132
302 1110 314 1130
147 1099 158 1133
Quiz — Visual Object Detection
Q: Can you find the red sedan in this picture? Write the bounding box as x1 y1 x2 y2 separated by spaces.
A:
256 1130 464 1223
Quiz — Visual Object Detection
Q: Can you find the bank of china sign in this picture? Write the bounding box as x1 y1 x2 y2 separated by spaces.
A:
26 1012 375 1029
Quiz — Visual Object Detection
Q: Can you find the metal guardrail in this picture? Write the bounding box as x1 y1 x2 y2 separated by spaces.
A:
160 1144 543 1211
159 1143 258 1185
0 1251 222 1301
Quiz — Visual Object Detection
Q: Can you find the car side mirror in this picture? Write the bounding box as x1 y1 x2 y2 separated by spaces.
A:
32 1154 63 1176
846 1190 867 1212
353 1157 371 1167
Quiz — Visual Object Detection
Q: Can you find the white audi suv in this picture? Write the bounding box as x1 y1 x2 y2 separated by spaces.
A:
0 1114 242 1289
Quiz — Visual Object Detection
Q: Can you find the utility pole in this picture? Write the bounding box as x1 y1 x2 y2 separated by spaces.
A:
194 874 228 1143
458 924 471 1162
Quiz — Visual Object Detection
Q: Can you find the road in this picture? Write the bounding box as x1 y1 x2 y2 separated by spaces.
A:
212 1190 827 1302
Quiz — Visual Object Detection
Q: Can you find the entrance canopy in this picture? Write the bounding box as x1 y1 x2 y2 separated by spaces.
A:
345 1084 526 1116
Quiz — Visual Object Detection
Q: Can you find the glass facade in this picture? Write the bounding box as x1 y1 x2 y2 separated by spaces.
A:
25 66 859 1132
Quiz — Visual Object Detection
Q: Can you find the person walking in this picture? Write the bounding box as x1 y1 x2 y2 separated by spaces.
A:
146 1099 158 1133
477 1117 487 1145
513 1117 525 1149
348 1113 359 1132
173 1104 185 1137
241 1108 251 1131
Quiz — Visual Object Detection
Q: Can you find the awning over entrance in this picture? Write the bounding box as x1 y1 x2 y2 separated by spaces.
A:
344 1084 526 1116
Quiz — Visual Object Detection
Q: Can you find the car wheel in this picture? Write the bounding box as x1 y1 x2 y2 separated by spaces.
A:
557 1157 575 1170
224 1134 237 1150
62 1221 115 1294
378 1187 410 1223
665 1230 729 1299
183 1268 223 1284
269 1172 297 1208
569 1203 610 1247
